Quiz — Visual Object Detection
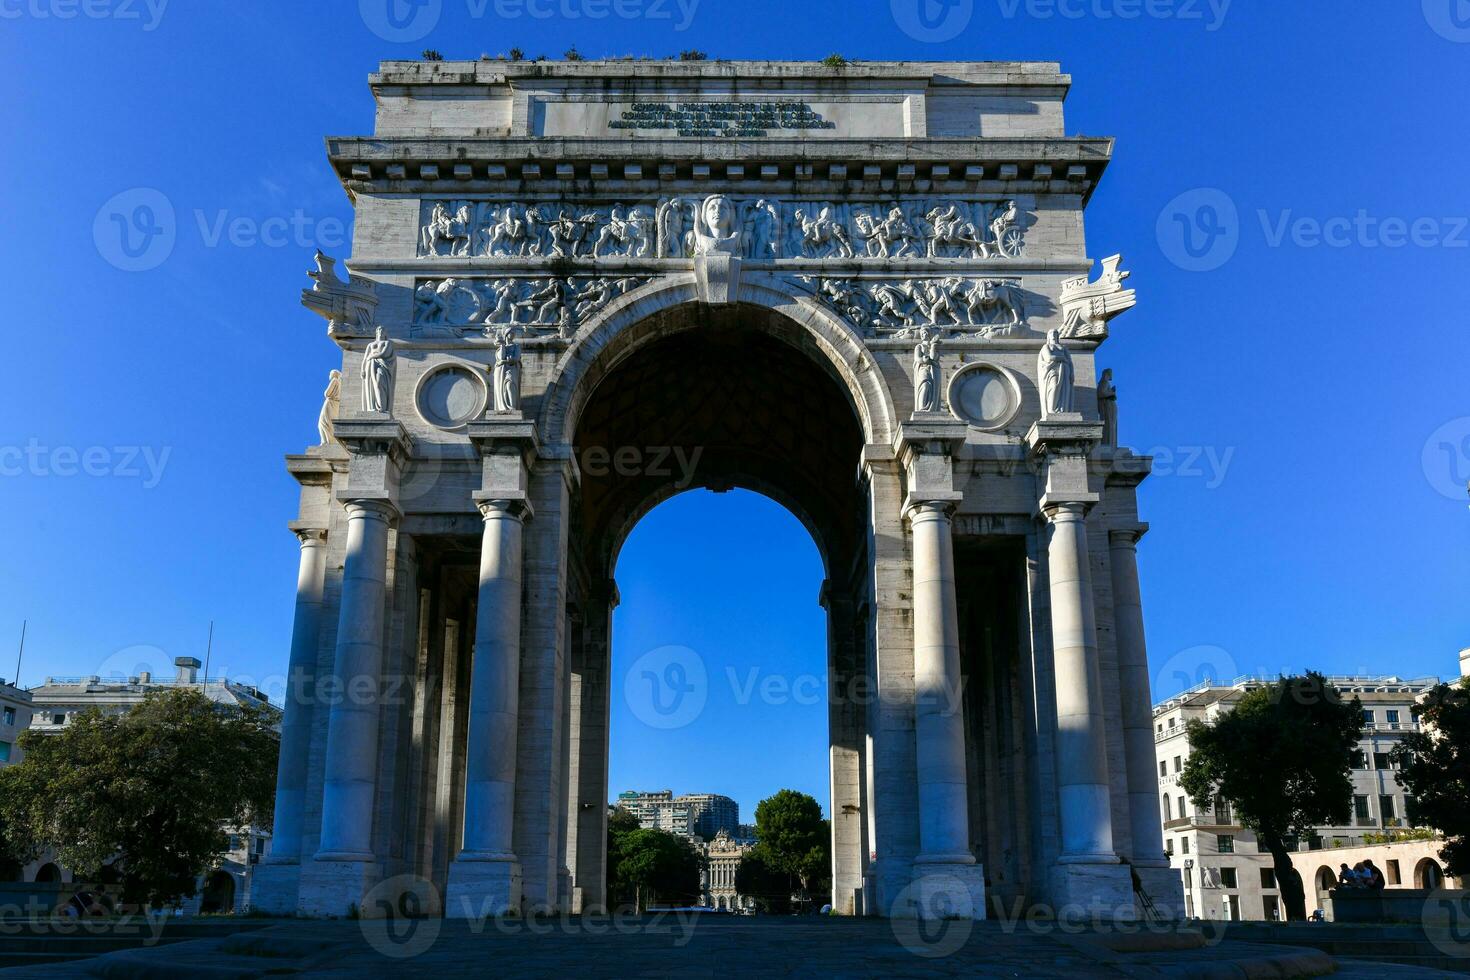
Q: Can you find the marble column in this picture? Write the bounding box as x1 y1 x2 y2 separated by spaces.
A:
1044 501 1117 864
252 527 327 912
1109 527 1179 911
315 500 397 863
445 498 528 917
907 499 986 918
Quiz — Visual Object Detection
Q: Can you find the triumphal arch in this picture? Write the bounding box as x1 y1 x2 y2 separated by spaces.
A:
252 58 1183 922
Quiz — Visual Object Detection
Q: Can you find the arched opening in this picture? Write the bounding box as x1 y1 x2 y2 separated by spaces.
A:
1415 858 1445 890
1314 866 1335 908
568 304 870 915
33 863 60 884
200 870 236 914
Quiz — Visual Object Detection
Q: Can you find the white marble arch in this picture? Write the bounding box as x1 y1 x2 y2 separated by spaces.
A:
537 275 899 453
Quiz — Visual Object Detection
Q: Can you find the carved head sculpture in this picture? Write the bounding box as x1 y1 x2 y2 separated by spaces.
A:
374 326 387 344
701 195 734 236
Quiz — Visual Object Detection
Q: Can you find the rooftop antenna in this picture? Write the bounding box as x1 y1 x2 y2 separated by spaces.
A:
203 621 214 685
13 620 25 688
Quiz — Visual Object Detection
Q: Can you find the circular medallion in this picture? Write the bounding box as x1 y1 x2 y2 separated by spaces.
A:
416 365 486 430
948 363 1021 431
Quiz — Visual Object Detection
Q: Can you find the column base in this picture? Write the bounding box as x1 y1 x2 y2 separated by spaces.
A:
1133 863 1186 920
909 862 987 921
248 860 301 915
1048 861 1137 921
445 855 521 920
298 859 382 918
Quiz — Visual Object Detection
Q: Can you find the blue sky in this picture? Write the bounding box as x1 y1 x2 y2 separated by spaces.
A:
2 2 1468 820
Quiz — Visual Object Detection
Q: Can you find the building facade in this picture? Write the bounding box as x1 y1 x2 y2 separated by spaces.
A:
258 58 1180 922
0 681 33 767
615 790 738 841
699 829 754 912
1153 672 1460 920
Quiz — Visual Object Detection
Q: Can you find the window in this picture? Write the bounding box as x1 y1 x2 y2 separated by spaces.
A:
1354 795 1371 825
1351 749 1367 769
1214 799 1233 825
1183 867 1193 889
1386 709 1401 726
1173 755 1182 773
1220 867 1238 889
1260 867 1276 889
1181 838 1190 855
1380 795 1397 820
1169 718 1177 729
1163 795 1173 820
51 713 65 726
1224 894 1240 920
1263 895 1280 920
1160 761 1168 778
1179 796 1188 818
1373 752 1392 771
1386 860 1401 885
1218 835 1235 854
2 707 13 726
0 741 10 763
1166 839 1174 856
1362 709 1375 724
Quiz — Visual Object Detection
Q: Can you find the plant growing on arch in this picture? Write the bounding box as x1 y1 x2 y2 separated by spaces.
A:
1178 673 1362 921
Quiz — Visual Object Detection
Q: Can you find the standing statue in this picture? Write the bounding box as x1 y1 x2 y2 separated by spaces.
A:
692 194 741 256
1037 329 1075 418
361 327 395 414
1098 368 1118 446
317 369 341 445
489 326 522 413
913 328 941 415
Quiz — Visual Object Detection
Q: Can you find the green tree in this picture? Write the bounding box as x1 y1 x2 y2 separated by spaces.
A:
1179 673 1362 921
750 790 830 912
0 689 279 907
609 828 700 911
734 845 791 913
1390 679 1470 877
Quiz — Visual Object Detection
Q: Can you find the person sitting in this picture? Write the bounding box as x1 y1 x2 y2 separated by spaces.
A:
1337 862 1362 888
1362 859 1387 891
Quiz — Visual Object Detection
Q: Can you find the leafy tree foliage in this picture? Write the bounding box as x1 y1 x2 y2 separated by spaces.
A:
734 844 792 913
0 689 278 907
745 789 831 912
607 826 701 911
1178 673 1362 921
1390 679 1470 878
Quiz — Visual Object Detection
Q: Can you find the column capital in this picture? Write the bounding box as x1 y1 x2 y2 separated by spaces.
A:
474 496 534 523
1108 523 1150 548
1040 499 1093 523
288 522 328 545
903 498 958 524
339 497 401 524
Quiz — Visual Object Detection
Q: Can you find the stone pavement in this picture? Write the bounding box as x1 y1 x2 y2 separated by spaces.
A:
5 914 1443 978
